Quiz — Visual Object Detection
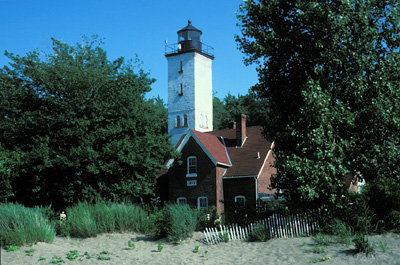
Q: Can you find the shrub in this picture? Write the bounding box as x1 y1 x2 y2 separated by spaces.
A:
248 224 270 242
155 203 198 242
0 203 56 246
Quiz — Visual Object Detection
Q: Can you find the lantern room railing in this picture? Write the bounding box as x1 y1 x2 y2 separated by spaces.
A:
165 42 214 58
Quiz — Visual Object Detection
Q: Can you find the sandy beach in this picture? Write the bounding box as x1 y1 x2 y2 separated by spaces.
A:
2 232 400 265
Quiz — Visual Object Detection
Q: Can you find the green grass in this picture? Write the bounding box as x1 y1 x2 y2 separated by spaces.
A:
0 203 56 246
60 201 155 238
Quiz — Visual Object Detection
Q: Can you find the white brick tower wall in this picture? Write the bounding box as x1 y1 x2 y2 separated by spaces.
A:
166 21 214 146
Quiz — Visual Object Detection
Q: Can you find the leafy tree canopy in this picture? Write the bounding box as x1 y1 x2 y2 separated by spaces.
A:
0 36 177 209
213 90 266 130
236 0 400 209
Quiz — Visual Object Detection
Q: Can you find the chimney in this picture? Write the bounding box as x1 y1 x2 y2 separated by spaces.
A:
236 114 247 147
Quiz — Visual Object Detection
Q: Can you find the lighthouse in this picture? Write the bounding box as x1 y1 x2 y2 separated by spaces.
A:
165 20 214 146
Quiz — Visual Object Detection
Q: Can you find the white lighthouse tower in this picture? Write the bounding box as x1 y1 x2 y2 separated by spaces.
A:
165 20 214 146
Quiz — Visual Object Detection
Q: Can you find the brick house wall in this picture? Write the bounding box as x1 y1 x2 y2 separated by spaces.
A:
257 150 276 195
168 137 217 208
223 177 256 211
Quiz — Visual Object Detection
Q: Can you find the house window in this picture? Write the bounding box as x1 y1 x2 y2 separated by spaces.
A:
205 115 208 128
187 180 197 186
184 114 188 126
201 114 204 128
198 197 208 211
187 156 197 177
177 197 187 204
234 195 246 207
176 115 181 127
179 84 183 96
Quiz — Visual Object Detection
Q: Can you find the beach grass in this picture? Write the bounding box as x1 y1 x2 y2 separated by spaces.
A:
0 203 56 246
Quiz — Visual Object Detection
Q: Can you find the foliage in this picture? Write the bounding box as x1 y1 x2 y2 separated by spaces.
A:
213 90 266 130
59 201 154 238
361 179 400 231
0 203 55 246
323 219 353 246
220 231 230 243
0 36 177 208
197 205 219 230
157 242 163 252
154 203 198 242
236 0 400 210
353 233 375 255
312 233 330 246
248 224 270 242
4 245 20 252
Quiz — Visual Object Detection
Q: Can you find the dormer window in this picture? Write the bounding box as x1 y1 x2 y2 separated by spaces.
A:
187 156 197 177
179 84 183 96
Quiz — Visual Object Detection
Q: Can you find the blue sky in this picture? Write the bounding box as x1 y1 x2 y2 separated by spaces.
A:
0 0 258 102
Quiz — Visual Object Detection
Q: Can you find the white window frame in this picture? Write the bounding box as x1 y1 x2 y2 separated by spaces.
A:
187 180 197 186
187 156 197 177
198 196 208 211
177 197 187 204
234 195 246 206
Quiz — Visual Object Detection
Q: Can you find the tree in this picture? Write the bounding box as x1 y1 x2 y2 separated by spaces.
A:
0 37 177 209
213 90 267 130
236 0 400 209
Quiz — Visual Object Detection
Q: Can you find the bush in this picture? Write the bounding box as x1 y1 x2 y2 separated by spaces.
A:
155 203 198 242
248 224 270 242
0 203 56 246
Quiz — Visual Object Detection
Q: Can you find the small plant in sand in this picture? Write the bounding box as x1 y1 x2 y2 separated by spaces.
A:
66 250 80 261
204 250 208 256
25 248 35 256
193 245 200 253
158 242 163 252
312 233 330 246
97 250 111 260
304 247 326 254
376 240 389 253
219 231 230 242
39 255 46 261
353 233 374 255
128 240 136 249
5 245 20 252
307 257 331 263
50 256 65 264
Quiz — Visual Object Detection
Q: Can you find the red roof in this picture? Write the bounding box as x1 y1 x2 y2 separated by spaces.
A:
206 126 273 177
190 129 231 166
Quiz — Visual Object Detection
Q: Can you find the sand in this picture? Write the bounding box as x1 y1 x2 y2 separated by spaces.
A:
2 232 400 265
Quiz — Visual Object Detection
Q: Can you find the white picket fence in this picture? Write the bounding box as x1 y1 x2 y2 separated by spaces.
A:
203 210 321 245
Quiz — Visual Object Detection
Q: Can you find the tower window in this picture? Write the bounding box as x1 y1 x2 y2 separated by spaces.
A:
187 156 197 177
184 114 188 126
176 115 181 127
205 115 208 128
179 84 183 96
179 61 183 73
